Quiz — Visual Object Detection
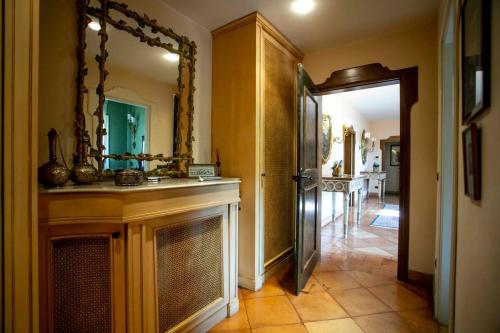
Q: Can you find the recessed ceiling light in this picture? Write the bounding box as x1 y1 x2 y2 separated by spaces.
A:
163 52 180 62
291 0 315 15
88 21 101 31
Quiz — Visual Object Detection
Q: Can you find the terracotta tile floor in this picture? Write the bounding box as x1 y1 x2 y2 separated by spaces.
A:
211 195 438 333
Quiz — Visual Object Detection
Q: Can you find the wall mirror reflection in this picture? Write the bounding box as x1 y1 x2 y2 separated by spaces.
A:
77 0 196 175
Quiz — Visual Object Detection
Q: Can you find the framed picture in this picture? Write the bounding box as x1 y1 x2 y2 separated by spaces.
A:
390 144 400 166
461 0 491 124
322 114 332 164
462 123 481 200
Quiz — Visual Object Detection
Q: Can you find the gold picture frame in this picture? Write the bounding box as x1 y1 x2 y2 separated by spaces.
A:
322 114 332 164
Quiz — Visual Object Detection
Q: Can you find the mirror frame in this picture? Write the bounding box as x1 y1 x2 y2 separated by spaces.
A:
75 0 197 175
360 129 369 164
321 114 332 164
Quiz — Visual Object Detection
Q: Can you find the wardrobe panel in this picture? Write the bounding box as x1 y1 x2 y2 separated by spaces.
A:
263 38 295 266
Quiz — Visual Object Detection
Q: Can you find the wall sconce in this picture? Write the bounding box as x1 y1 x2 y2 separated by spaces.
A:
333 123 354 144
360 129 376 164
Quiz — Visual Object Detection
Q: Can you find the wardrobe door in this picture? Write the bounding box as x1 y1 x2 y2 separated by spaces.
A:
262 33 297 269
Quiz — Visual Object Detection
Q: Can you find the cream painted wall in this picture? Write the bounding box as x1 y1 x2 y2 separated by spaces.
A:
450 0 500 331
39 0 212 165
304 22 438 274
321 94 371 225
366 119 400 192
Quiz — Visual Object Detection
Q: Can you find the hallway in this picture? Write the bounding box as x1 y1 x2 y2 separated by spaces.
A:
211 197 438 332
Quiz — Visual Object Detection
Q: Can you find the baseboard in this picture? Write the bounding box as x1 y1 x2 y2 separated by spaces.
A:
385 191 399 195
264 249 293 281
227 298 240 316
191 304 228 333
238 274 263 291
408 270 433 290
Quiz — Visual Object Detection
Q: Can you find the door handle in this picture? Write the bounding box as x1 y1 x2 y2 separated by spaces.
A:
292 173 313 182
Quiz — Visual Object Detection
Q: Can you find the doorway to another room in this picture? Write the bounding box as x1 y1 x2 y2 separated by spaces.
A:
321 83 401 281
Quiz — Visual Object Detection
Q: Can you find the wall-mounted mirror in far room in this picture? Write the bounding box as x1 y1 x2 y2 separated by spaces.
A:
77 0 196 175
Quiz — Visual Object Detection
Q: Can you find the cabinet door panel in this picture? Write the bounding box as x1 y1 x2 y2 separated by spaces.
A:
39 224 126 333
142 206 229 333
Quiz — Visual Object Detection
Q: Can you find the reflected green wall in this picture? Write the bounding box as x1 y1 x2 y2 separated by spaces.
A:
104 99 147 169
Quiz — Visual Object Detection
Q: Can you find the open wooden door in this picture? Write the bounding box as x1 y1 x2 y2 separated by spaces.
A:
292 64 322 294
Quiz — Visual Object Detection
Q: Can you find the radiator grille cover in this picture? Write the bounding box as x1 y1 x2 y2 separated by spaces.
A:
156 215 224 332
52 236 112 333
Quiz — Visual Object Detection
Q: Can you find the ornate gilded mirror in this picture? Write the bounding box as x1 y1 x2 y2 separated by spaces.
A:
75 0 196 176
322 114 332 164
360 129 374 165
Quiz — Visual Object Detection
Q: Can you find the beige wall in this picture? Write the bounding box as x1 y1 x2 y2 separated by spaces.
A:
367 119 401 167
304 22 438 274
39 0 212 166
448 0 500 330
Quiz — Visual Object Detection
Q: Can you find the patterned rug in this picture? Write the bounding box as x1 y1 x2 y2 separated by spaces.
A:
370 204 399 229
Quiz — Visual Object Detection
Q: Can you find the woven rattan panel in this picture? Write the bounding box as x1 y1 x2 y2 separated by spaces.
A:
52 237 112 333
263 39 295 264
156 215 224 332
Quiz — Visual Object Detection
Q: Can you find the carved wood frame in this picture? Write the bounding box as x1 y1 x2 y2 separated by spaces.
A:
316 63 418 281
75 0 197 175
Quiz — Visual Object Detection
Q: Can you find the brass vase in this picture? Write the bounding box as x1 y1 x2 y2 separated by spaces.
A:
38 129 70 187
71 131 98 185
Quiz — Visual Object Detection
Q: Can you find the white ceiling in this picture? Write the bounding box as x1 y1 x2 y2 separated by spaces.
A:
161 0 439 53
326 84 400 121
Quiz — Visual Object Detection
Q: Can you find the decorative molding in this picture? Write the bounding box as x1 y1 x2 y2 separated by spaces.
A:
211 12 303 60
316 63 400 93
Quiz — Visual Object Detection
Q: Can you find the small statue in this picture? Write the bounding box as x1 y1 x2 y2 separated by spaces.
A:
38 129 70 187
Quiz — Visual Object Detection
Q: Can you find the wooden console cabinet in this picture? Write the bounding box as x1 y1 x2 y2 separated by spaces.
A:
38 179 240 333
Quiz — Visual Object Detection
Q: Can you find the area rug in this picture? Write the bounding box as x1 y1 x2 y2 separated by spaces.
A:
370 204 399 229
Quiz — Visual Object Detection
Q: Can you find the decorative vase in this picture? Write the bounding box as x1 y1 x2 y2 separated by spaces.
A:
333 166 343 177
38 128 70 187
71 131 98 185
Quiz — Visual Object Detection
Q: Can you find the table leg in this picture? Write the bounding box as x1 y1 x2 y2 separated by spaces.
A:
382 180 386 203
365 179 370 202
357 188 362 225
331 192 336 224
378 180 382 204
343 193 349 238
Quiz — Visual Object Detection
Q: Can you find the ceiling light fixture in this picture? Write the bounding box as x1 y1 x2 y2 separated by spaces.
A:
88 21 101 31
163 52 180 62
291 0 315 15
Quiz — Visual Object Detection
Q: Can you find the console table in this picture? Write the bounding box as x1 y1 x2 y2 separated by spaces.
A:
39 178 241 333
360 171 387 203
322 175 368 238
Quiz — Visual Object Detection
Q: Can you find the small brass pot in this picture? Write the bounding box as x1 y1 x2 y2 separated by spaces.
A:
114 169 144 186
71 162 98 185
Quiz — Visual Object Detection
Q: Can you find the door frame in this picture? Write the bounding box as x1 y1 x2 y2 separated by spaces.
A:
3 0 40 331
315 63 418 281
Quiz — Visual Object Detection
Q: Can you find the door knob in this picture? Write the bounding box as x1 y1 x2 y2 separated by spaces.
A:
292 173 313 182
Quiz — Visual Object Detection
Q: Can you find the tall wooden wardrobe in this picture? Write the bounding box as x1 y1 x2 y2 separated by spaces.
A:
212 12 303 290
